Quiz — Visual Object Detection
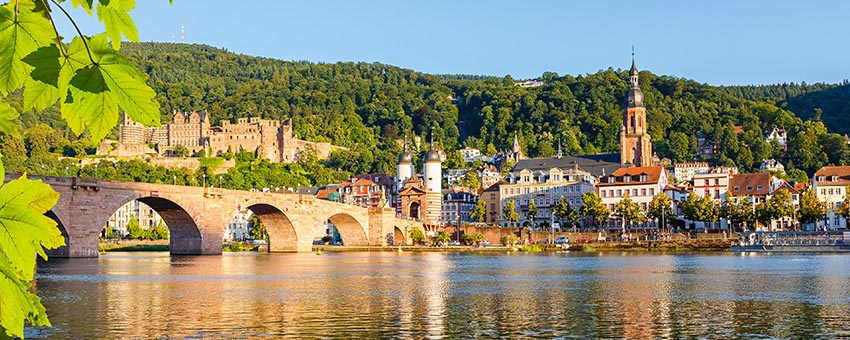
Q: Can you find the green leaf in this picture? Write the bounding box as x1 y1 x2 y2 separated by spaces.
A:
63 65 119 141
0 2 55 95
22 44 75 112
0 174 64 282
70 0 95 14
0 254 51 339
96 0 139 50
0 100 20 138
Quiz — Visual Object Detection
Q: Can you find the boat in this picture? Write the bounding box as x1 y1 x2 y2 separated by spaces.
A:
731 231 850 252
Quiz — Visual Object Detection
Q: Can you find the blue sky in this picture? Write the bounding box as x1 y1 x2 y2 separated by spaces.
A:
59 1 850 85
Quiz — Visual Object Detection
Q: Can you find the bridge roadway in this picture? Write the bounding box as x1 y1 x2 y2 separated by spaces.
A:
7 174 422 257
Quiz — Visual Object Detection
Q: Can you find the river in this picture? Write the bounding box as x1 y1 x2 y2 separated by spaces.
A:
28 251 850 339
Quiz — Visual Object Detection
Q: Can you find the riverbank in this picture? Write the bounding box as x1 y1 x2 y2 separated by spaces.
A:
315 238 735 253
99 240 169 252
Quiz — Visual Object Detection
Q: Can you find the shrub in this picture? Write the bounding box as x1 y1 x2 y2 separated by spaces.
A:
500 234 520 246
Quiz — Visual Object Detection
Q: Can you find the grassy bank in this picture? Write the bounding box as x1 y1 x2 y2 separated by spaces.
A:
316 239 734 253
99 240 169 252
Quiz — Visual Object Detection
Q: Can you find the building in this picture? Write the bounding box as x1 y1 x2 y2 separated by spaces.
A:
479 164 504 189
759 159 785 174
444 169 470 186
105 200 165 237
441 189 479 225
496 161 597 227
480 181 504 225
224 209 252 242
619 55 652 167
812 166 850 230
691 171 731 230
765 127 788 150
338 178 383 208
109 112 344 163
493 133 525 167
460 147 481 163
597 166 668 229
673 162 710 183
696 131 717 158
398 137 443 225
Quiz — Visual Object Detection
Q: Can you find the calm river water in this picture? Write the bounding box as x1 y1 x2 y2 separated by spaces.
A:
28 251 850 339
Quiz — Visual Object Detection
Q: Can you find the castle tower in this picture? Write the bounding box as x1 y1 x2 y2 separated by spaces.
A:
423 131 443 223
620 52 652 167
396 143 414 191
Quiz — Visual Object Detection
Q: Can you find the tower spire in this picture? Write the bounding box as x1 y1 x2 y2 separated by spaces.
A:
429 126 434 149
557 138 562 159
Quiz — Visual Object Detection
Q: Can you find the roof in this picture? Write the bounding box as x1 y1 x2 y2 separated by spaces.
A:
482 180 506 192
355 173 395 188
424 148 441 162
296 187 319 195
512 153 622 178
315 188 335 200
728 173 771 196
598 166 666 187
771 181 799 195
814 166 850 186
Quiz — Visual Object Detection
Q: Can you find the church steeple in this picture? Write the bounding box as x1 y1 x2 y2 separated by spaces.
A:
512 132 521 153
626 48 644 108
620 49 652 167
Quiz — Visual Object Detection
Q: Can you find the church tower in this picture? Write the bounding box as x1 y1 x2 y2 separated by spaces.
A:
620 52 652 167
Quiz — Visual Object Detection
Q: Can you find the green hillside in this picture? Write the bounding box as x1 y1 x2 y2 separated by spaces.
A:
3 42 848 184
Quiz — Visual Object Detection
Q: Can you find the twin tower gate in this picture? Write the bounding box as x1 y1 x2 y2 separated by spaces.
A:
11 175 422 257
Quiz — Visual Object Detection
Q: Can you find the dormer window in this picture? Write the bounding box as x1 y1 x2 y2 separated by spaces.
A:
746 186 752 191
624 176 631 183
640 174 648 182
832 176 839 182
608 177 614 183
756 185 763 191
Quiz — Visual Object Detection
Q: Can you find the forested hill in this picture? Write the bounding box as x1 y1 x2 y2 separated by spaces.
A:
113 42 848 176
720 82 850 136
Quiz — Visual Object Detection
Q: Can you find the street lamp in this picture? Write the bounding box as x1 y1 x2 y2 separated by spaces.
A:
202 174 206 188
65 166 69 178
94 164 98 178
173 175 176 186
218 176 222 188
41 164 44 176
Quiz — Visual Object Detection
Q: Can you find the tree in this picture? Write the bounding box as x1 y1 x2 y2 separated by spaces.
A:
502 200 520 227
470 199 487 223
767 189 795 229
431 231 451 246
681 193 719 229
526 199 537 229
720 195 754 232
613 193 644 231
500 158 516 174
553 196 570 227
147 221 169 240
127 216 144 240
580 192 609 230
798 189 827 227
837 185 850 225
455 171 481 190
646 192 675 230
173 145 190 157
409 227 425 245
249 216 267 241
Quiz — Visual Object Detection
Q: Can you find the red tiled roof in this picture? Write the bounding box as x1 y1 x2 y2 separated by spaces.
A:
315 188 335 199
814 166 850 186
597 166 665 187
728 173 771 196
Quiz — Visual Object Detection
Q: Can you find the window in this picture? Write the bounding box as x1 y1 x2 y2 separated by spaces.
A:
649 189 655 196
617 189 622 197
756 185 763 191
747 186 752 191
608 177 614 183
624 176 631 183
602 191 607 198
733 186 739 191
715 179 720 185
829 188 834 195
641 189 647 196
705 190 710 197
490 204 495 210
640 175 648 182
641 203 647 211
822 189 827 195
633 189 638 196
715 190 720 199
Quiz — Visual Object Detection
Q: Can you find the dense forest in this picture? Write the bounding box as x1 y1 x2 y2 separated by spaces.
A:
2 42 848 186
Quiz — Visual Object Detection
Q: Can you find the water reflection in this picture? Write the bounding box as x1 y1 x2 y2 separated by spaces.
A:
31 252 850 339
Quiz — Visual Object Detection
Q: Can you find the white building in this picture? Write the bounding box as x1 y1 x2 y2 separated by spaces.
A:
673 162 709 183
498 165 597 227
441 190 478 225
224 210 253 241
812 166 850 230
460 147 481 163
691 171 731 230
765 127 788 150
479 164 504 189
597 166 668 230
444 169 470 185
759 159 785 174
105 200 165 237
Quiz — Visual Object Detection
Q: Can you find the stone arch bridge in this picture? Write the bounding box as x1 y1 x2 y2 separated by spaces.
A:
9 175 422 257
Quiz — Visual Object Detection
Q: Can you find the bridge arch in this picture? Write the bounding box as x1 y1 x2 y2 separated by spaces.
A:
44 210 69 257
246 203 298 252
327 213 368 246
135 197 203 254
